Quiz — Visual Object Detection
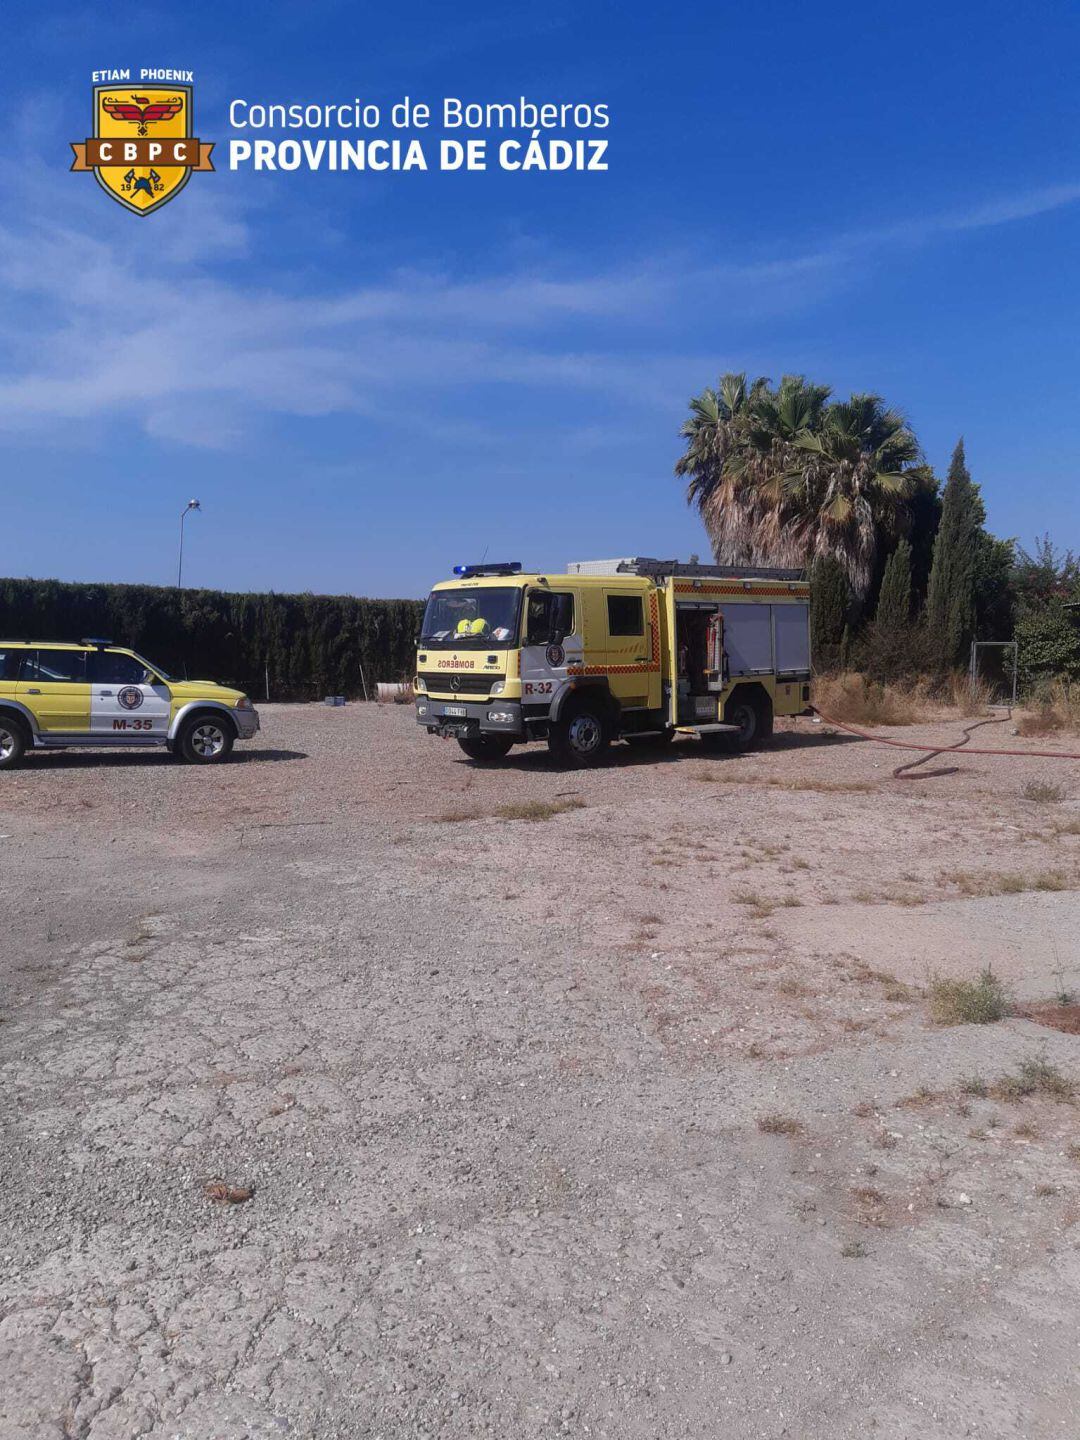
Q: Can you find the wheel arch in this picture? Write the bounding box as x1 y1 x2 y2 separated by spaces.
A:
550 677 620 726
0 701 37 738
725 681 774 736
169 701 239 741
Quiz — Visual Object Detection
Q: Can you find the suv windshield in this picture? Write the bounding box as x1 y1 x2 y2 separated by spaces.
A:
421 587 522 648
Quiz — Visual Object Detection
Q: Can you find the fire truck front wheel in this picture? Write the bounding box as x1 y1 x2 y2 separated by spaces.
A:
548 700 611 767
457 735 515 762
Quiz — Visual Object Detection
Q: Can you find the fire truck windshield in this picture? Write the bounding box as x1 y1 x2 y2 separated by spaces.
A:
420 587 522 648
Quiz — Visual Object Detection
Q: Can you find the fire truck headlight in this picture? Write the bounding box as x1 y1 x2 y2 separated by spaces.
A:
490 680 505 695
414 675 427 692
417 704 428 716
487 710 515 724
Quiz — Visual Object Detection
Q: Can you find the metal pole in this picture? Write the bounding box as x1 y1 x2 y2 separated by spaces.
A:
177 499 201 588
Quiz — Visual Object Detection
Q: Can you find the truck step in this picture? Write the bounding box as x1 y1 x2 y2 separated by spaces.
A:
675 723 740 734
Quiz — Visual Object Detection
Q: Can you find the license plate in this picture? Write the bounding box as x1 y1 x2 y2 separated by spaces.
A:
442 705 468 717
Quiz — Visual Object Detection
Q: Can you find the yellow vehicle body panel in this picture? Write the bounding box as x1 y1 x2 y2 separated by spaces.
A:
417 565 811 747
0 641 256 749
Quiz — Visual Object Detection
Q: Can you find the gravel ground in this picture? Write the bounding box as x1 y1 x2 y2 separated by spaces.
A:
2 703 1079 1439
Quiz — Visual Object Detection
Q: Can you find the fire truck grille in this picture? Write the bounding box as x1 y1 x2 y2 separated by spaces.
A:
419 672 502 695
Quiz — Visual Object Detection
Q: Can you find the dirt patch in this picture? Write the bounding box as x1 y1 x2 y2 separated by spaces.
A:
1014 1001 1080 1035
3 703 1080 1440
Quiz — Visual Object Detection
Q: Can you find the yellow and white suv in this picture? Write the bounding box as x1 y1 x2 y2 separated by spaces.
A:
0 639 259 769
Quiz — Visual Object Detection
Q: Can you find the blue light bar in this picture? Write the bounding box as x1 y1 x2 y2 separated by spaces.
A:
452 562 522 578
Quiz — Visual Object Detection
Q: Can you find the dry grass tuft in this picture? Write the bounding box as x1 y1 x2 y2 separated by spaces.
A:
945 671 996 716
928 968 1010 1026
692 768 872 794
993 1057 1075 1102
840 1239 869 1258
1016 681 1080 737
203 1180 254 1204
757 1113 803 1136
945 868 1073 898
439 797 585 824
813 673 929 727
1022 779 1066 805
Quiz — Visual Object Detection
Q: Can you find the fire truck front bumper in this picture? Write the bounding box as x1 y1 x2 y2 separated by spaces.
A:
415 698 524 739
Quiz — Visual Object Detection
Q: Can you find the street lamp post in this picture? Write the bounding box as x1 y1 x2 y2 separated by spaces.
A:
177 499 201 588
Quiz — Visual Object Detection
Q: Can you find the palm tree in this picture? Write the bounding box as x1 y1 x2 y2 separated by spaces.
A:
676 375 920 599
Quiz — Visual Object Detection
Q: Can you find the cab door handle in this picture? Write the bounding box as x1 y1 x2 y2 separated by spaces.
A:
26 687 41 694
100 690 113 696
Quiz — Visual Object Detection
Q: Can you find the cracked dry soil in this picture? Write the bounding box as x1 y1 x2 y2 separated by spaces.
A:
2 703 1080 1439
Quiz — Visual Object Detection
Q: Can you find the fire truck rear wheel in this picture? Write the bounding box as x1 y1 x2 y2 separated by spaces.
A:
722 696 761 751
549 701 611 767
457 735 514 762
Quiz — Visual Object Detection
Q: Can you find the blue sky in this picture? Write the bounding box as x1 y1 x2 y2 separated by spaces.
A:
2 0 1078 598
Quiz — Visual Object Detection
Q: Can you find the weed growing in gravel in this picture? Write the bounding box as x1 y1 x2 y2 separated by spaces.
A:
439 798 585 824
840 1240 868 1258
203 1180 254 1204
897 1085 941 1108
691 769 872 795
994 1057 1074 1101
776 976 811 997
1066 1143 1080 1163
928 968 1010 1026
1022 779 1066 805
945 869 1074 898
757 1113 803 1136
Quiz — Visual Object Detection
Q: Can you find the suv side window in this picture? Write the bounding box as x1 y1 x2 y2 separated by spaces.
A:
0 650 25 682
24 649 87 683
89 651 151 685
606 594 644 637
526 591 575 645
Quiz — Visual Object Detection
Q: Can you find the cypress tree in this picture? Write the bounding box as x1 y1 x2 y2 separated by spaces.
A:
875 538 912 635
925 439 984 669
810 556 849 672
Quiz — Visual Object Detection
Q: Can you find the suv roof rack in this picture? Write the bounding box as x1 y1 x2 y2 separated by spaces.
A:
80 637 114 647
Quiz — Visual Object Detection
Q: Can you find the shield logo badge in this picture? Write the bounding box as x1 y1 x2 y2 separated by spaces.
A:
71 83 214 215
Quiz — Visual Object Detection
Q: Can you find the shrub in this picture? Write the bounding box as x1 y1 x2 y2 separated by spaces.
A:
928 968 1010 1026
812 672 928 726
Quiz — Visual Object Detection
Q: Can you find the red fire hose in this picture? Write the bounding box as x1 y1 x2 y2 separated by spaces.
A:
810 708 1080 780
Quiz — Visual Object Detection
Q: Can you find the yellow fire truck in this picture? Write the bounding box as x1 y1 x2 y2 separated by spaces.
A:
415 558 812 765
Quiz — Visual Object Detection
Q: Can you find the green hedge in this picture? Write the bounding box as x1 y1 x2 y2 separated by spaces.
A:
0 578 424 701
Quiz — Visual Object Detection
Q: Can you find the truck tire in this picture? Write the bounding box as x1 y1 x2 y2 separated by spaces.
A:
457 736 514 762
712 693 766 753
0 716 28 771
177 714 235 764
548 698 611 767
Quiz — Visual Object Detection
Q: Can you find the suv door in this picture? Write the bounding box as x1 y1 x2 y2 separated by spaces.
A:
88 650 172 739
16 649 91 732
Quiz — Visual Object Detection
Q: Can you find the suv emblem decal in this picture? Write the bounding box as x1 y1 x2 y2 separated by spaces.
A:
118 686 145 710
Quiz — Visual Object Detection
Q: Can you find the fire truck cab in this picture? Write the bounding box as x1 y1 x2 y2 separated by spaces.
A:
415 558 812 766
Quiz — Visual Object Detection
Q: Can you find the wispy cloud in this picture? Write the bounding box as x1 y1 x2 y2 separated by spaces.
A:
0 173 1077 449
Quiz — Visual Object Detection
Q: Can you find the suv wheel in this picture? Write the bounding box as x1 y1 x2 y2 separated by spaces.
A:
178 715 235 764
457 736 514 762
549 701 610 767
0 718 27 770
